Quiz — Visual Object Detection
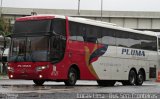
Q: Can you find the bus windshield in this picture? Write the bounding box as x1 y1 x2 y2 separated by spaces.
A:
9 36 49 62
9 18 66 62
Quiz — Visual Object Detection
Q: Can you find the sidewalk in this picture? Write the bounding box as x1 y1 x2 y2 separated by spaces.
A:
0 75 9 80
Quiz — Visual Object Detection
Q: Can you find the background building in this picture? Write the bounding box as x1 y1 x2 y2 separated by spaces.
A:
2 7 160 32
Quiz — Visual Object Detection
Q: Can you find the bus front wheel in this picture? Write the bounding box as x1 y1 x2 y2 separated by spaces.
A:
122 70 137 86
33 80 45 86
128 69 137 85
64 68 77 86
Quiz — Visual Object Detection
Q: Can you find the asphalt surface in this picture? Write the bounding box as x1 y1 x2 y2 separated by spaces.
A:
0 79 159 99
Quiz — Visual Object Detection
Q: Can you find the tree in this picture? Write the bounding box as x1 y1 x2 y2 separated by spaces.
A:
0 17 11 74
0 17 12 36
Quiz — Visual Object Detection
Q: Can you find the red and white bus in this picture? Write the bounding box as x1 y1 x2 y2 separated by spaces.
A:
8 15 160 86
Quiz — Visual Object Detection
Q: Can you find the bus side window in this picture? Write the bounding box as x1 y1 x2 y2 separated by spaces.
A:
69 21 85 42
78 24 86 42
141 35 157 51
86 25 101 43
69 21 77 41
159 38 160 50
128 33 141 49
52 18 66 36
150 36 157 51
116 31 129 47
86 25 96 43
102 28 116 46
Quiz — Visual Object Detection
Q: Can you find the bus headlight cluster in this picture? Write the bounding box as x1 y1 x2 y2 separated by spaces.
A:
36 65 49 71
39 75 43 78
7 67 14 72
10 75 13 78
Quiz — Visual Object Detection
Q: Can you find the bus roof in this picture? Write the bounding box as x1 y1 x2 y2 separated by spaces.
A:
16 15 157 37
16 15 55 21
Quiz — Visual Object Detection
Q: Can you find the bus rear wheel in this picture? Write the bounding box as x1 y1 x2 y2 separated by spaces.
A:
64 68 77 86
97 80 116 86
33 80 45 86
136 70 144 86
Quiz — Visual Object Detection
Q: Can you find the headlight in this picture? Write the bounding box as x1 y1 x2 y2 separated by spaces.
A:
36 65 49 71
8 66 14 72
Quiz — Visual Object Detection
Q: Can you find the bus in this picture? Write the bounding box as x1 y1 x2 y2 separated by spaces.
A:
7 15 160 86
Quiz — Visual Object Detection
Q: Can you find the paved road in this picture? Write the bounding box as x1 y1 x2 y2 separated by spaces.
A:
0 80 159 99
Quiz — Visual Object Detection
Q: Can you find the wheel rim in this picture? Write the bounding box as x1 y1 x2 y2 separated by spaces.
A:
138 74 143 84
130 75 135 84
69 72 76 84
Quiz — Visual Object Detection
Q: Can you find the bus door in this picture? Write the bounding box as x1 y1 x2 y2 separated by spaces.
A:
50 35 66 63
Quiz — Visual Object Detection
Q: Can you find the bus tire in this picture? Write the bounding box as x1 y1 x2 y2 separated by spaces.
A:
33 80 45 86
136 70 144 86
64 68 77 86
97 80 116 86
128 69 137 85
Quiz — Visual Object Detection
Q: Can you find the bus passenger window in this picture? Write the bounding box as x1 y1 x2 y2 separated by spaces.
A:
51 19 66 36
128 33 141 49
86 25 100 43
78 24 86 41
102 28 116 46
159 38 160 50
116 31 129 47
69 21 85 42
69 22 77 41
